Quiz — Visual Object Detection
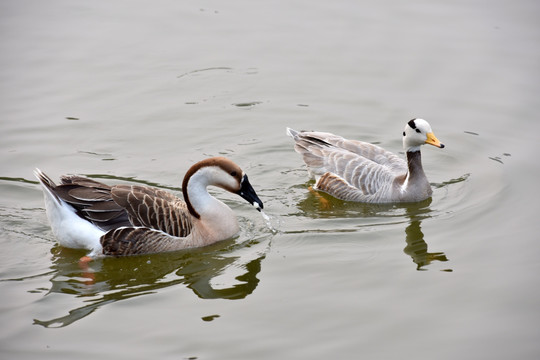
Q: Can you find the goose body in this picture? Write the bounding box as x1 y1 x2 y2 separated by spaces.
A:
287 118 444 203
35 157 263 257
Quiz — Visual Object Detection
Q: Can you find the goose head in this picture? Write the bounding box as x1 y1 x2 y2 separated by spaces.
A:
182 157 263 219
402 118 445 152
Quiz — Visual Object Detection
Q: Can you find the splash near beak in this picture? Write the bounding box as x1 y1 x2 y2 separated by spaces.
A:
425 132 445 148
238 175 264 211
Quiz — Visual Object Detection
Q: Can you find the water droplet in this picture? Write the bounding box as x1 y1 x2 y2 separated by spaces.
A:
260 210 278 234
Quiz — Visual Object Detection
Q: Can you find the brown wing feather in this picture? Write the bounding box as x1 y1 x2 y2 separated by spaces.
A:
39 174 131 231
111 185 193 238
101 227 187 256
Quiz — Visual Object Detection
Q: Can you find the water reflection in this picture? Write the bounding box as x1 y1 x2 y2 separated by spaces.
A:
404 219 448 270
297 189 449 271
33 238 268 328
401 199 449 271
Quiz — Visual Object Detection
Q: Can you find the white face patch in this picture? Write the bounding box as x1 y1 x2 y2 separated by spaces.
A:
403 119 434 151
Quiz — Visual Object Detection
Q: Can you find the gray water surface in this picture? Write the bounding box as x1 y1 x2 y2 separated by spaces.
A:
1 1 539 359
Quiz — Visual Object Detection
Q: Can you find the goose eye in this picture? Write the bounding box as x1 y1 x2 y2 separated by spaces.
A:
415 129 421 134
230 171 237 177
402 131 406 136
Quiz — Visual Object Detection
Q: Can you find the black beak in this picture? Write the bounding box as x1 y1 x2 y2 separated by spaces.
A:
238 174 263 211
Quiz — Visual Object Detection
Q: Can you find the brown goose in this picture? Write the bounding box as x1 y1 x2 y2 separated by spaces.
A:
34 157 263 257
287 118 445 203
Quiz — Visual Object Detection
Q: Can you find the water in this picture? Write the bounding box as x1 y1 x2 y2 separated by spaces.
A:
1 0 540 359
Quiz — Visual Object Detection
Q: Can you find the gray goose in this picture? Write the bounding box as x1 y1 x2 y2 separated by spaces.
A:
287 118 445 203
34 157 263 258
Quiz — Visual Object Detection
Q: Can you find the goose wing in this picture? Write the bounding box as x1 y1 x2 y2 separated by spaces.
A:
101 227 187 256
110 185 193 238
289 130 407 201
43 174 131 231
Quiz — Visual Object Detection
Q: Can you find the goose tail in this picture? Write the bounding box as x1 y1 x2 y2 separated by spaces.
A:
286 127 300 139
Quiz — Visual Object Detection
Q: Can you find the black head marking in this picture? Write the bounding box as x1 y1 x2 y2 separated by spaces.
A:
403 131 406 136
408 119 417 129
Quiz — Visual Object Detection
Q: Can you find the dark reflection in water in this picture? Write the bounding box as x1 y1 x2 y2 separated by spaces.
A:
404 218 449 270
296 185 450 271
32 238 268 328
401 199 449 271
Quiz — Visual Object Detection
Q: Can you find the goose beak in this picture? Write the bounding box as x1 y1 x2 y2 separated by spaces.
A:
238 175 264 211
425 132 445 148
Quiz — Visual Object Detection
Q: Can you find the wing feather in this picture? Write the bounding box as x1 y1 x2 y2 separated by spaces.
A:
290 130 407 201
101 227 188 256
111 185 193 238
39 174 131 231
315 173 366 201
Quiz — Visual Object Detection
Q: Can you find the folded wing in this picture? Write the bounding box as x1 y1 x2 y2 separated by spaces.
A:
101 227 186 255
111 185 193 238
289 130 407 201
53 175 131 231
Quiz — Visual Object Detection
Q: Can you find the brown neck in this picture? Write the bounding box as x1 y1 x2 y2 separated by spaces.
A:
182 172 200 219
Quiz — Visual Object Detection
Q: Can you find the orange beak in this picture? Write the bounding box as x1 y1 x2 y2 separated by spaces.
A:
425 132 445 148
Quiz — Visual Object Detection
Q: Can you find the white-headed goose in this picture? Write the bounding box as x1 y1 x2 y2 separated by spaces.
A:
287 118 445 203
34 157 263 258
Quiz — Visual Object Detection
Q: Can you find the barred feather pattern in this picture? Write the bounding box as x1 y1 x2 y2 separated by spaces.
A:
111 185 193 238
101 227 187 256
37 174 193 253
290 130 408 202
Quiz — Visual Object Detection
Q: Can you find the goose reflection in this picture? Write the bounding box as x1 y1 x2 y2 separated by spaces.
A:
33 237 268 328
404 218 448 270
402 199 449 271
297 187 449 271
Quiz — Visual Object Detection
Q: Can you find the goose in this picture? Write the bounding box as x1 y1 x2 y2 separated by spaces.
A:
287 118 445 203
34 157 263 258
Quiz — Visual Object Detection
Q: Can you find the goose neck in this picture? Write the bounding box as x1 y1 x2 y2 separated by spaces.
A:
182 167 233 221
182 170 211 219
405 150 427 183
